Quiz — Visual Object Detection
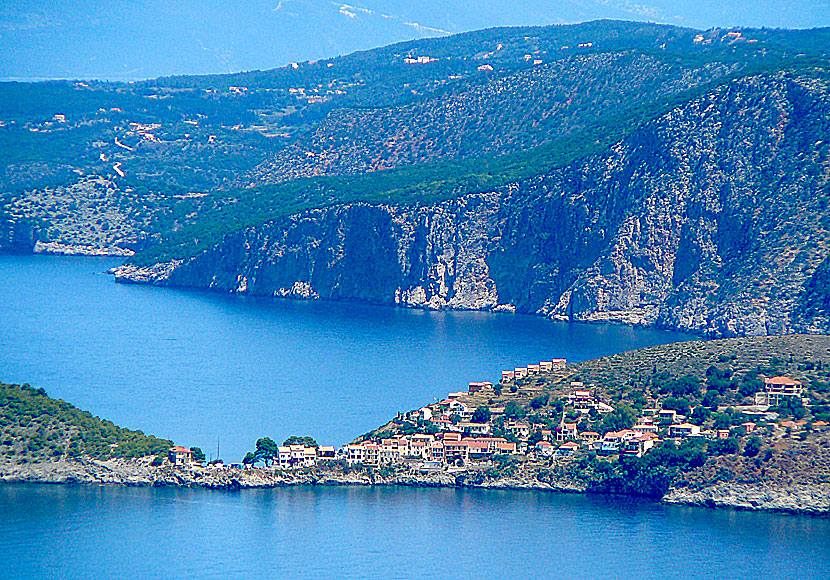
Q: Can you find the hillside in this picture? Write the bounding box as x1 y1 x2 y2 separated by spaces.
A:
115 69 830 336
0 382 172 463
3 21 830 336
352 334 830 510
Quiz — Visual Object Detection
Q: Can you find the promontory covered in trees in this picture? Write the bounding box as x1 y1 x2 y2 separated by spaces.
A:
2 21 830 337
2 335 830 514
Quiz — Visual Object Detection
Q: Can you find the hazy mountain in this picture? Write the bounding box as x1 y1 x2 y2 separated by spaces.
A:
1 0 828 80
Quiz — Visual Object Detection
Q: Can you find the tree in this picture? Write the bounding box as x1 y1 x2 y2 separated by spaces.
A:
713 413 732 430
255 437 280 466
190 447 205 463
471 406 491 424
689 406 711 426
743 436 762 457
599 403 637 435
503 402 526 420
283 436 318 448
663 397 691 416
529 394 549 410
709 437 740 456
242 452 256 466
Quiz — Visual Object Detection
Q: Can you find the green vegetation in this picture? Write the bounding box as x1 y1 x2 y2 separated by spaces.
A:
3 20 829 263
0 382 171 462
283 435 318 448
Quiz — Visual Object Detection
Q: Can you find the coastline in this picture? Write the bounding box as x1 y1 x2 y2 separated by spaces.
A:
3 457 827 516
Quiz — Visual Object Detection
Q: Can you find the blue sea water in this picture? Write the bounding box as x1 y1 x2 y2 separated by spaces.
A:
0 254 694 461
4 254 827 580
1 484 828 580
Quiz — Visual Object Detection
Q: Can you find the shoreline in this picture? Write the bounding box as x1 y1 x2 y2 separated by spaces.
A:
3 457 827 516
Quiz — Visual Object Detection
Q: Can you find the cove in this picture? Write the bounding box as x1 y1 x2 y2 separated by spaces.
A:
0 254 693 461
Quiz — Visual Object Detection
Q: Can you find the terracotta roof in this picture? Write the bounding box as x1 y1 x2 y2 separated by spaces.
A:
169 446 191 453
765 376 802 385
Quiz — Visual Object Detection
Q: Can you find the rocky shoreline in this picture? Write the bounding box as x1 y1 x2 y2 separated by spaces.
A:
3 457 827 516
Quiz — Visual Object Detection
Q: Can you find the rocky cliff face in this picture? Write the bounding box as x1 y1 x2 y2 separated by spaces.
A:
116 74 830 337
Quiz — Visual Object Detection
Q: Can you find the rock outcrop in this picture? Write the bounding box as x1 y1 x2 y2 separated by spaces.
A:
116 74 830 338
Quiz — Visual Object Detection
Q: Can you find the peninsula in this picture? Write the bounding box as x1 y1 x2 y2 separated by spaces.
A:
3 334 830 515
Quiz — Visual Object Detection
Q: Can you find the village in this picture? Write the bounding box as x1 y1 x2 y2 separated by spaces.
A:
166 359 827 474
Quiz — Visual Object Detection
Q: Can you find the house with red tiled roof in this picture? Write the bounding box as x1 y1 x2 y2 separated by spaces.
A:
168 446 192 466
756 376 804 406
535 440 555 457
557 422 578 441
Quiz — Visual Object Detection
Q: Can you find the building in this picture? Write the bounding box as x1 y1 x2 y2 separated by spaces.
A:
599 430 637 453
514 367 528 379
633 422 659 434
556 441 580 457
501 370 515 382
535 440 555 457
669 423 701 438
505 421 530 440
623 434 657 457
459 422 492 436
580 431 600 445
318 446 337 461
756 376 804 406
168 446 192 466
346 444 366 464
659 409 679 424
557 422 578 441
468 381 492 394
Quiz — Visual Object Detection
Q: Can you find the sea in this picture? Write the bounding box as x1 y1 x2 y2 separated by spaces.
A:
1 254 827 579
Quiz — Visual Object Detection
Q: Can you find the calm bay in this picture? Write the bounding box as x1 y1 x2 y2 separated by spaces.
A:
1 254 828 580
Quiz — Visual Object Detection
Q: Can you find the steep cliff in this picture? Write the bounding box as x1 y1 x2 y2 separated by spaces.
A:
115 73 830 337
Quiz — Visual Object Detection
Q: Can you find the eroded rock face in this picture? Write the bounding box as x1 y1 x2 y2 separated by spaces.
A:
118 75 830 337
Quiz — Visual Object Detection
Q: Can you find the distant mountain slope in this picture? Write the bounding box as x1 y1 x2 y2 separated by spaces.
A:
2 1 828 80
3 20 830 336
115 71 830 337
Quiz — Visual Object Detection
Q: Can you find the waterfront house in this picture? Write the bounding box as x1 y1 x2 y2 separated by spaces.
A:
514 367 528 379
551 359 567 371
540 361 553 372
168 446 193 466
599 430 637 453
363 444 380 466
430 441 445 462
527 364 540 375
347 444 366 464
501 370 516 382
623 434 657 457
277 446 292 469
444 439 469 464
318 446 337 461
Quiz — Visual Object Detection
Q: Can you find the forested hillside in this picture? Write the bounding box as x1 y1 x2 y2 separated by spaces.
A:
3 21 830 336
